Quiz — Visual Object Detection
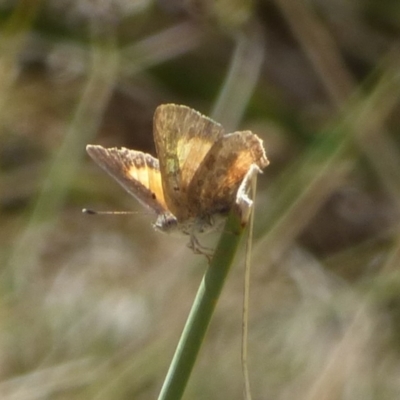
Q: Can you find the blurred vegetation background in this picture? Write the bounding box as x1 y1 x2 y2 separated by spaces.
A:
1 0 400 399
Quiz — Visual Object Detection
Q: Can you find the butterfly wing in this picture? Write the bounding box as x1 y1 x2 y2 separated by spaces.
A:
86 145 168 214
153 104 225 219
187 131 269 216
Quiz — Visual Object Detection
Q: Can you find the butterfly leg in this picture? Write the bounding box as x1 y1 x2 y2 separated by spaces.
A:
187 234 214 262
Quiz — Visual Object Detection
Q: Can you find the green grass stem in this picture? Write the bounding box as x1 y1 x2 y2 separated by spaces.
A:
157 209 245 400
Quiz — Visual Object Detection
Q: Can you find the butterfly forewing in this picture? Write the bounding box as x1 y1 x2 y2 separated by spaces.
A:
86 145 168 214
153 104 225 219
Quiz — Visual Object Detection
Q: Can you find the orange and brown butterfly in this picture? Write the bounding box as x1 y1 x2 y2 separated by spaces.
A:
86 104 269 246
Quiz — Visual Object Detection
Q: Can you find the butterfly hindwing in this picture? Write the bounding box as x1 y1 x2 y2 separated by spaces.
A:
187 131 269 216
86 145 168 214
153 104 225 219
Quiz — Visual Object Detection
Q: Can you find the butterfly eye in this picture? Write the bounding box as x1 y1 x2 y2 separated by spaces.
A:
166 217 177 227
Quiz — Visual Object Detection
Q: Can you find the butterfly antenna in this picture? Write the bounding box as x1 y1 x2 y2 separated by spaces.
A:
82 208 151 215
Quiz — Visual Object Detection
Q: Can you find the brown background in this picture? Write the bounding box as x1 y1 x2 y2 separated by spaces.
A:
1 1 400 399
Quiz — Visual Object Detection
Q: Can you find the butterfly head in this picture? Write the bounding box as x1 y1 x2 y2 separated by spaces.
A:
153 212 180 234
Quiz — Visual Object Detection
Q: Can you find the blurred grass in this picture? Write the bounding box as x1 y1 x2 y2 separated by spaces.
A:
1 1 400 399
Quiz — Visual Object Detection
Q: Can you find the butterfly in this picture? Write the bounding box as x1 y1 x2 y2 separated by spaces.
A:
86 104 268 250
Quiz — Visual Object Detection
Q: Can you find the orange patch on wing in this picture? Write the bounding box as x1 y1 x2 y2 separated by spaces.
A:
127 164 167 210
